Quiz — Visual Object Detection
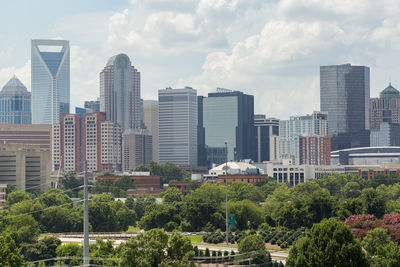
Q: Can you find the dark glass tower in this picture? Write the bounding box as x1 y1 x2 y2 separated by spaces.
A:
320 64 370 150
203 89 255 166
197 96 206 167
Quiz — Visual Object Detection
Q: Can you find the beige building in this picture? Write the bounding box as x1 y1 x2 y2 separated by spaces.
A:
122 129 152 171
143 100 158 162
0 124 51 150
0 184 6 208
0 143 51 191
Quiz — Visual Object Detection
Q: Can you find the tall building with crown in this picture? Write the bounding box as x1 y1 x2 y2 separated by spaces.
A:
370 83 400 130
0 76 31 124
31 39 70 124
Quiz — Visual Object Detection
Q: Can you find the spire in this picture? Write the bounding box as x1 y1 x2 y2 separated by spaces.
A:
1 75 28 93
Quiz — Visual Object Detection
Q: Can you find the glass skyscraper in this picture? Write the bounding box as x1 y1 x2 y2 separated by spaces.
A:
202 89 255 166
320 64 370 150
31 39 70 124
100 54 141 131
0 76 31 124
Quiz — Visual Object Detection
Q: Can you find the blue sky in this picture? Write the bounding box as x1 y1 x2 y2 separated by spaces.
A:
1 0 400 119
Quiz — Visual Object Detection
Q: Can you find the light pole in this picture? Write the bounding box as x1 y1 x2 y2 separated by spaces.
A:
224 140 229 245
83 161 89 267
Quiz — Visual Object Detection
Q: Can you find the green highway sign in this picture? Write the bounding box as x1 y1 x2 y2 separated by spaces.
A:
229 214 235 228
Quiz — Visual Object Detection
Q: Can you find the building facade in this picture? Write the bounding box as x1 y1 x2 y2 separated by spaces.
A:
297 136 331 165
52 112 121 172
331 146 400 165
370 83 400 130
158 87 197 166
0 124 51 150
320 64 370 150
84 100 100 113
0 76 31 124
143 100 159 162
31 39 70 124
0 143 51 191
370 122 400 147
100 54 140 131
203 88 255 166
122 128 153 171
254 115 279 162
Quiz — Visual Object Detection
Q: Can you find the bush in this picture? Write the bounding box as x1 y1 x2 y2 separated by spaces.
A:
280 241 288 249
205 248 210 257
270 238 276 245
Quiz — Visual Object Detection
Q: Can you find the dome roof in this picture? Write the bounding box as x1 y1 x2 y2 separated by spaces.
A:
380 83 399 97
1 75 28 93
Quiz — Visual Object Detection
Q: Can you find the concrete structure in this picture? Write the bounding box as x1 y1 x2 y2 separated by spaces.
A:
279 111 329 164
320 64 370 150
203 88 255 166
143 100 158 162
0 143 51 191
31 39 70 124
0 76 31 124
100 54 140 131
370 83 400 130
97 172 161 194
0 124 51 150
331 146 400 165
0 184 6 208
122 128 152 171
208 161 264 176
370 122 400 146
254 115 279 162
52 112 121 172
158 87 197 166
217 174 268 186
84 100 100 113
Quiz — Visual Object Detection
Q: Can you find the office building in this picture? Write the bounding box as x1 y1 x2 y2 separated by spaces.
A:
143 100 159 162
320 64 370 150
254 115 279 162
0 76 31 124
84 100 100 113
52 112 121 172
279 111 328 164
158 87 197 166
31 39 70 124
371 122 400 146
203 88 255 166
370 83 400 130
197 96 207 166
122 128 153 171
100 54 140 131
0 124 51 150
0 143 51 191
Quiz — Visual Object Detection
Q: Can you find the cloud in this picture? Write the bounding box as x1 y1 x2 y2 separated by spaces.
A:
0 61 30 91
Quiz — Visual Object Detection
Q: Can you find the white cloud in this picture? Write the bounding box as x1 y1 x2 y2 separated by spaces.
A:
0 61 30 91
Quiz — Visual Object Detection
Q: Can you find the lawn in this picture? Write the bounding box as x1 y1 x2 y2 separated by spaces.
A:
126 226 140 232
188 235 203 243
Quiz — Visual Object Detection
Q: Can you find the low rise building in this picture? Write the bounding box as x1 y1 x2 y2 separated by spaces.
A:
0 184 6 208
331 146 400 165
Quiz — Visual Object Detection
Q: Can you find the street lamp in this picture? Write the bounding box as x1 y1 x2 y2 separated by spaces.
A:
224 140 229 245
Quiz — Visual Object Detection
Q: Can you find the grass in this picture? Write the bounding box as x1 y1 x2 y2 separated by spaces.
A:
126 225 140 233
188 235 203 243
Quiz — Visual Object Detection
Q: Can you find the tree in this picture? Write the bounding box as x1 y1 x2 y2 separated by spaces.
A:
361 188 386 218
139 203 180 230
60 172 83 197
136 161 191 185
39 188 72 207
371 241 400 267
362 228 391 257
286 218 368 267
162 187 183 203
4 214 40 246
341 182 362 199
0 234 25 266
228 200 263 230
133 195 156 220
22 236 61 262
56 243 83 266
166 231 194 261
114 175 136 190
228 181 264 202
335 198 365 220
238 234 271 266
5 189 31 206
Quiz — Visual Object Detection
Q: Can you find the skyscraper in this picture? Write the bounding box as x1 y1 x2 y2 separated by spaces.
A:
143 100 159 162
158 87 197 166
100 54 140 131
31 39 70 124
122 128 153 171
203 88 255 166
370 83 400 130
254 115 279 162
320 64 370 150
84 100 100 113
0 76 31 124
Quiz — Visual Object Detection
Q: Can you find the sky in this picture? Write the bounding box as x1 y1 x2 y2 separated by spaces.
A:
1 0 400 119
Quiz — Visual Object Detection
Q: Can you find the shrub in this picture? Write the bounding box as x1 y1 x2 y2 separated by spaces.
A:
205 248 210 257
270 238 276 245
280 241 288 249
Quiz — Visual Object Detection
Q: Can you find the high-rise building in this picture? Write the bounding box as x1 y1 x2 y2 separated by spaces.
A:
100 54 140 131
320 64 370 150
370 83 400 130
158 87 197 166
197 96 207 167
0 76 31 124
0 124 51 150
31 39 70 124
52 112 121 172
254 115 279 162
279 111 329 164
370 122 400 146
297 136 331 165
84 100 100 113
143 100 159 162
203 89 255 166
122 128 152 171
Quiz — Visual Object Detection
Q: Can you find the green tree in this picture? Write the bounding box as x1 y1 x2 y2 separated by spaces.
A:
139 203 180 230
286 218 368 267
60 172 83 197
21 236 61 262
341 182 362 199
56 243 83 266
238 234 271 266
361 188 386 218
39 188 72 207
228 181 264 202
0 234 25 266
134 195 156 220
362 228 391 257
114 175 136 190
228 200 263 230
5 189 31 206
39 206 82 232
335 198 365 220
4 214 40 246
166 231 194 261
371 241 400 267
162 187 183 203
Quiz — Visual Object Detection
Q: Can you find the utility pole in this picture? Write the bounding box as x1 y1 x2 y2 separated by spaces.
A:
83 160 89 267
224 140 229 245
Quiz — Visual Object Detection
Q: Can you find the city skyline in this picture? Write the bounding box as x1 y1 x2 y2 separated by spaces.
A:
1 0 400 119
